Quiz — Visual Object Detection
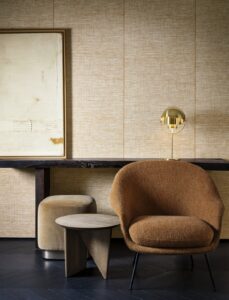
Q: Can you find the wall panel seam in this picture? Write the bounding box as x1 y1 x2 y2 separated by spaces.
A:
53 0 55 28
194 0 197 158
122 0 125 158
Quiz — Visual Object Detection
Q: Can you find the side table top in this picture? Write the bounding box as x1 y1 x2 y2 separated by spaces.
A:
55 213 120 229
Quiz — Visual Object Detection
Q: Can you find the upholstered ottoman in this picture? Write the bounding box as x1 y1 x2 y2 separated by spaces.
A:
38 195 95 259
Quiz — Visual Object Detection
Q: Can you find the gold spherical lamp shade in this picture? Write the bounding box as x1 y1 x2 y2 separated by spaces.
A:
160 107 186 159
160 108 185 133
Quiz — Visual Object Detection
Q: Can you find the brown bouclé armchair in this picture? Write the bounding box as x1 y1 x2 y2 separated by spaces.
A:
110 160 224 290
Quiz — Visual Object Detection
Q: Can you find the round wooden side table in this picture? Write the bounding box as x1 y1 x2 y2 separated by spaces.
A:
55 213 119 279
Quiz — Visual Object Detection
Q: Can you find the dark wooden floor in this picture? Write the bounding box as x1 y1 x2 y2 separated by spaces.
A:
0 239 228 300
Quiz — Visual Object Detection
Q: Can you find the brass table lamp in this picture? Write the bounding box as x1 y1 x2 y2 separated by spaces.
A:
160 107 186 159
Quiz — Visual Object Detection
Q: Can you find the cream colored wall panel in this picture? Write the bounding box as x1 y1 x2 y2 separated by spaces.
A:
51 168 118 215
124 0 195 159
55 0 124 158
0 169 35 237
0 0 53 237
196 0 229 158
0 0 53 28
209 172 229 239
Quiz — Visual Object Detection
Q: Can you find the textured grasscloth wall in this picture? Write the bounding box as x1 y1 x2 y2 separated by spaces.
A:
196 0 229 158
0 0 228 237
195 0 229 238
55 0 124 158
124 0 195 158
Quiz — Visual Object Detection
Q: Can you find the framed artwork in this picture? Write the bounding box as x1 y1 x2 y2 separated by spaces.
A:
0 29 66 158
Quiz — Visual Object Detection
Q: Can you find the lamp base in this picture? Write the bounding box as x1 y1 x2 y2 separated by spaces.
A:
165 158 180 161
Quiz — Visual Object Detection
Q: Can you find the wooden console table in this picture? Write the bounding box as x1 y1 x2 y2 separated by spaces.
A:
0 158 228 240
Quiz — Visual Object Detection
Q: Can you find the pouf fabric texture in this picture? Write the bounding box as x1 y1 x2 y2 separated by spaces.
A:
38 195 95 251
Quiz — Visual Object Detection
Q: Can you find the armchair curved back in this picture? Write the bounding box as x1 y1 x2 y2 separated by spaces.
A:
110 160 224 241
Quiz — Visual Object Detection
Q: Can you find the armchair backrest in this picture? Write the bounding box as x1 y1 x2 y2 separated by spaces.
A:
110 160 224 237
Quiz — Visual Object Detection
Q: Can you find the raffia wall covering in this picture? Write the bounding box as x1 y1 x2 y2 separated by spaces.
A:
0 0 228 238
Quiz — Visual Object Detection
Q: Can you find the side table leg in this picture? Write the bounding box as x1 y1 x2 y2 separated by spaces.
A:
80 229 112 279
64 228 87 277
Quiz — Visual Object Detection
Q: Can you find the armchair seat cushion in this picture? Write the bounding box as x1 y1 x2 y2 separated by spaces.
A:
129 215 214 248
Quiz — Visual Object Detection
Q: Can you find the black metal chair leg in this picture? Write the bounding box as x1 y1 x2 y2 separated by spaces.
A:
129 252 140 290
204 254 216 292
132 252 137 266
190 255 194 271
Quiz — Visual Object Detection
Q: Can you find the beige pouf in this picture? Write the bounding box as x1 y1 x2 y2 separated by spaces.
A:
38 195 95 259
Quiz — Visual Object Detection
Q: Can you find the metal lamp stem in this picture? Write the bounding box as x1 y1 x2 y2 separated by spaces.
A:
171 133 174 159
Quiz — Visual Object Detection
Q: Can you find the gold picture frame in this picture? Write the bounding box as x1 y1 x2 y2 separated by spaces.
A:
0 29 66 158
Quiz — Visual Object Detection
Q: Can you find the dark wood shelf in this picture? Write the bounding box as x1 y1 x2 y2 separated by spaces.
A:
0 158 228 170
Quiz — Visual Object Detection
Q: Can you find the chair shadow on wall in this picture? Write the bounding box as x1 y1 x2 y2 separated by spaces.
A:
195 110 229 137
